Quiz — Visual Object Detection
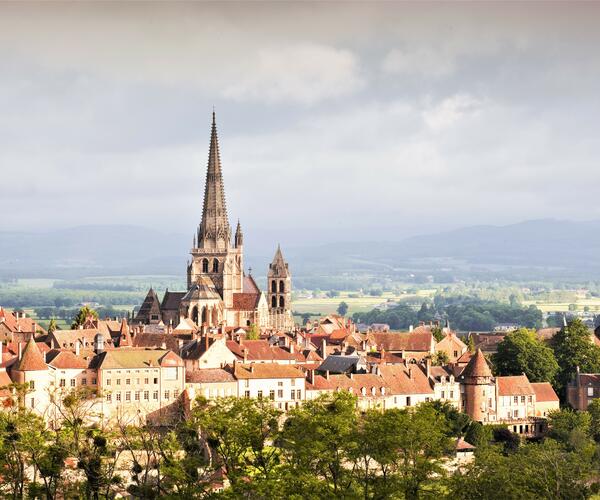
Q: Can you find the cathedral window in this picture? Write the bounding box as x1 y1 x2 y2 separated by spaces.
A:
202 258 209 273
271 281 277 293
213 259 219 272
279 297 285 308
271 296 277 308
279 280 285 293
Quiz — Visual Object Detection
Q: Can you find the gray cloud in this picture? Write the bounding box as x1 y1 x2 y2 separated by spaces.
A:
1 1 600 249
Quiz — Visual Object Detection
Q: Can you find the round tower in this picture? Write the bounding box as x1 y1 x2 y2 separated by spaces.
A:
461 349 494 422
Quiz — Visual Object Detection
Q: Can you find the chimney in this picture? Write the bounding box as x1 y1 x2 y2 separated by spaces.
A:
325 370 330 380
349 372 353 379
75 342 80 356
309 369 315 385
243 348 248 363
161 341 167 350
290 343 295 354
426 357 431 378
321 338 327 357
79 325 83 330
361 340 367 351
409 325 414 332
43 351 46 363
18 342 22 360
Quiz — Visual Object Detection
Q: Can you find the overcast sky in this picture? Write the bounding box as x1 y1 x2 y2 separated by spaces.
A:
1 2 599 249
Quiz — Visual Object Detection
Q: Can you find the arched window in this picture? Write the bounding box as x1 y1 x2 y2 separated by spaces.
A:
279 296 285 308
271 280 277 293
279 280 285 293
271 296 277 308
212 259 219 273
201 307 208 325
202 258 209 273
191 306 199 325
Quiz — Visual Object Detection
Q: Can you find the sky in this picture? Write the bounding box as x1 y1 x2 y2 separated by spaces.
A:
1 1 600 250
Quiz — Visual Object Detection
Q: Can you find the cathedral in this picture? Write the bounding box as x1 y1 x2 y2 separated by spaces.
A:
134 113 294 331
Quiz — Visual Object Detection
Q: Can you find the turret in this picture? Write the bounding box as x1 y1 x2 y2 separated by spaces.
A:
461 349 494 422
94 333 105 355
235 220 243 248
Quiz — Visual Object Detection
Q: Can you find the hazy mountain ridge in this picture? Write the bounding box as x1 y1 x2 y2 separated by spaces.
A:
1 219 599 281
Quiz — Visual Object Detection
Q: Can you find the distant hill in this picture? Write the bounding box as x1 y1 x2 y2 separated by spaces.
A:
1 219 600 282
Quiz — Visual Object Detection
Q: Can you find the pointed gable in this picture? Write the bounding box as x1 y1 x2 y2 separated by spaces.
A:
268 245 289 278
118 318 132 347
15 338 47 371
134 288 162 324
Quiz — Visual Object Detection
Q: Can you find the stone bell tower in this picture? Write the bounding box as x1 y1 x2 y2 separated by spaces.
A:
186 112 244 325
267 245 294 330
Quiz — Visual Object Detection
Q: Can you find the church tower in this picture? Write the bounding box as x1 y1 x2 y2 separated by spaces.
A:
185 112 244 326
267 245 294 330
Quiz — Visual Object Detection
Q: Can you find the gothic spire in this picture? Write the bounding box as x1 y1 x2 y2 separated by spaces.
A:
235 219 243 248
198 111 231 249
268 244 289 277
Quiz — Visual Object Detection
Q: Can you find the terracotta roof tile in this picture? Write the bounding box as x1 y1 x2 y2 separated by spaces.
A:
233 363 304 380
186 368 235 383
232 293 260 311
371 331 434 352
461 349 492 378
15 338 47 371
531 382 559 402
497 375 534 396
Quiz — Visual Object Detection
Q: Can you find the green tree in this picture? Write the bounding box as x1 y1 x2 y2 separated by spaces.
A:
586 398 600 442
547 408 594 452
47 318 57 335
431 325 444 342
280 391 358 497
552 318 600 395
467 334 476 353
246 323 260 340
70 306 98 330
336 301 349 317
191 396 282 490
431 351 449 366
492 328 559 383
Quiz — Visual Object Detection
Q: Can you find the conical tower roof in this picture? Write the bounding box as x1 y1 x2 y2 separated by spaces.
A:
268 244 290 277
461 349 492 378
197 112 231 249
16 337 47 371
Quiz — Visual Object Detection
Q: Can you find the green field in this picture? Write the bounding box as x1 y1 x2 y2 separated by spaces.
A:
292 290 436 317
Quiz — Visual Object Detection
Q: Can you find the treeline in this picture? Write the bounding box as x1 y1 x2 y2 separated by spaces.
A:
0 289 143 308
34 306 131 322
1 389 599 499
354 295 543 331
53 282 138 292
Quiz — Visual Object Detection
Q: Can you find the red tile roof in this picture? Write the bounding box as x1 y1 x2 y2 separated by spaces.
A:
497 375 534 396
531 382 559 402
379 364 434 395
46 350 90 370
233 363 304 380
232 293 260 311
371 331 434 352
461 349 492 378
186 368 236 383
15 338 47 371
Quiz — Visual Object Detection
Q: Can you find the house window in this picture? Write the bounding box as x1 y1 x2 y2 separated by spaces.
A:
92 378 97 385
291 391 296 400
164 391 170 400
126 379 130 385
257 390 263 399
116 379 121 385
153 391 158 400
441 391 445 399
82 379 87 386
269 390 275 400
30 398 35 408
106 394 112 402
278 390 283 398
154 378 158 384
70 379 76 387
245 379 250 388
521 396 525 403
60 379 66 387
278 381 283 387
144 378 149 384
588 387 594 397
244 390 250 398
125 392 131 401
513 396 518 404
116 393 121 402
528 395 533 403
514 409 519 418
453 351 458 358
296 390 302 399
406 396 411 406
291 379 296 387
29 381 35 390
144 391 149 400
135 392 140 401
450 391 454 398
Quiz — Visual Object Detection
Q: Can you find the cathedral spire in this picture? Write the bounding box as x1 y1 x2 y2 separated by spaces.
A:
235 219 243 248
198 111 231 249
